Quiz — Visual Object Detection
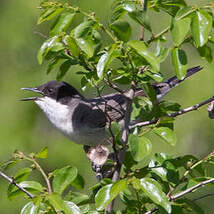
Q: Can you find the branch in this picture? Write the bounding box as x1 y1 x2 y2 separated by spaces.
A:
170 177 214 201
145 177 214 214
0 170 34 199
130 95 214 129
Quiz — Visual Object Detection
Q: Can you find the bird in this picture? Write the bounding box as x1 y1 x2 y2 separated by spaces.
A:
21 66 202 147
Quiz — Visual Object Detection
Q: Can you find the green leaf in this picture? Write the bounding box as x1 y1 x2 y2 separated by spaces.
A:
63 35 80 57
57 60 72 81
129 135 152 162
128 40 160 72
171 48 188 80
97 44 118 79
36 147 48 159
139 178 171 213
171 17 191 45
49 193 81 214
175 6 196 20
53 166 78 194
95 179 127 211
155 40 169 63
71 174 85 190
128 10 151 32
153 127 177 146
74 21 96 38
8 181 43 200
37 7 64 24
37 36 60 64
75 38 95 58
20 202 40 214
110 20 131 42
47 57 62 74
65 192 89 205
191 10 212 47
50 12 75 36
197 45 213 63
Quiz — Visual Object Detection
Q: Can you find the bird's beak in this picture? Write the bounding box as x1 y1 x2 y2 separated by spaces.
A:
20 87 44 101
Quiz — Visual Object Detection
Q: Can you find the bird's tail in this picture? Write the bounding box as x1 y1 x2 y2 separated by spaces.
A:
166 66 203 88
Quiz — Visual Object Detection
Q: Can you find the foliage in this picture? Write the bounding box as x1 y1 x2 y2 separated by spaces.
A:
1 0 214 213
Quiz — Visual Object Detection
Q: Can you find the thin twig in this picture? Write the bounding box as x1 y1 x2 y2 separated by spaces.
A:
171 177 214 200
31 157 52 194
0 170 34 198
130 95 214 129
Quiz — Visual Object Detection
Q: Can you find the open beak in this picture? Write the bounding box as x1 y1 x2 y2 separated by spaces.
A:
20 87 44 101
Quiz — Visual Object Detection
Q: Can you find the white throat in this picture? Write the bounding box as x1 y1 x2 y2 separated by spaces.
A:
35 97 73 136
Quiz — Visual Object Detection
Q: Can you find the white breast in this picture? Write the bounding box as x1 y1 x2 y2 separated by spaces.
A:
35 97 73 136
35 97 107 146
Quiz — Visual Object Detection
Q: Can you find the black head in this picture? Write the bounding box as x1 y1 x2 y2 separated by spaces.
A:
21 81 83 104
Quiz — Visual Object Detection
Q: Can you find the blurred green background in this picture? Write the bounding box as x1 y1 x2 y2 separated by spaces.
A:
0 0 214 213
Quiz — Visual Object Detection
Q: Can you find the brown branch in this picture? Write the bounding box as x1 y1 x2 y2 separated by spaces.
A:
170 177 214 201
145 177 214 214
0 170 34 198
130 95 214 130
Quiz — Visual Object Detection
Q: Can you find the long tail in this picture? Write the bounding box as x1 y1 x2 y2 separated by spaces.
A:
166 66 203 88
134 66 203 99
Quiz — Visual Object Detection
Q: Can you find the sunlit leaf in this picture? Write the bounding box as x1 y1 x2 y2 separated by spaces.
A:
53 166 78 194
74 21 96 38
8 181 43 200
95 179 127 211
129 134 152 162
36 147 48 159
140 178 171 213
171 48 188 80
37 36 60 64
153 127 177 146
191 10 212 47
75 38 95 58
197 45 213 63
50 12 75 36
20 202 40 214
63 35 80 57
37 7 64 24
128 40 160 72
97 44 118 79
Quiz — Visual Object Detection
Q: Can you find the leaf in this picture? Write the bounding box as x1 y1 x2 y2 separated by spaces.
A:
71 174 85 190
97 44 118 79
20 202 40 214
49 193 81 214
75 38 95 58
52 166 78 194
47 57 62 74
57 60 72 81
171 17 191 45
153 127 177 146
191 10 212 47
139 178 171 213
74 21 96 38
128 40 160 72
171 48 188 80
50 12 75 36
36 147 48 159
175 6 196 20
110 20 131 42
65 192 89 205
8 181 43 200
37 36 60 64
155 40 169 63
197 45 213 63
63 35 80 57
129 135 152 162
37 7 64 24
95 179 127 211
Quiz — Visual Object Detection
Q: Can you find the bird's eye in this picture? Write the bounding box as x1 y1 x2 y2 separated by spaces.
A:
48 88 53 93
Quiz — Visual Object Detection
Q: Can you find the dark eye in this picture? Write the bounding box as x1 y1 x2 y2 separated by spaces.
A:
48 88 53 93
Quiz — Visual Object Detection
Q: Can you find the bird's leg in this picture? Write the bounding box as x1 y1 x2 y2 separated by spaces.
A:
83 145 110 181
